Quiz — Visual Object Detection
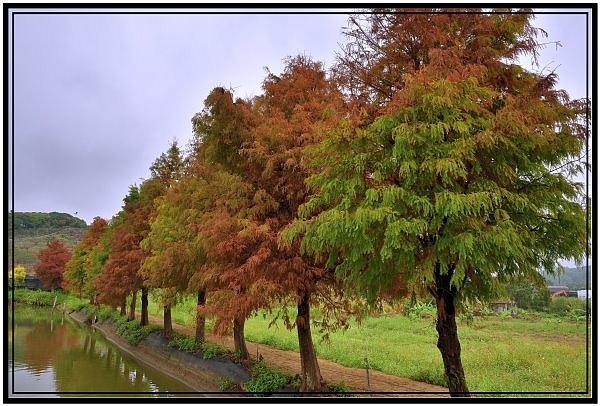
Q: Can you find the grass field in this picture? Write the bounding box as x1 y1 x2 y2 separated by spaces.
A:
11 289 590 395
150 295 590 394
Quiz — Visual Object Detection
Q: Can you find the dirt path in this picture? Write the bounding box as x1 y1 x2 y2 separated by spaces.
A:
148 315 449 397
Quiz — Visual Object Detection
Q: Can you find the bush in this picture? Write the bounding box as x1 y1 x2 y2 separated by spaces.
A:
218 378 236 392
507 280 550 311
79 303 97 317
404 300 436 320
115 318 161 344
327 381 350 393
8 266 27 287
243 360 289 393
168 334 201 353
12 288 59 306
11 288 92 313
116 319 140 337
549 297 589 320
201 342 227 360
96 306 120 322
548 296 572 316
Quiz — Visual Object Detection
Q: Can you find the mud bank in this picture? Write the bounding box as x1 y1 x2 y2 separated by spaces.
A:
69 310 249 394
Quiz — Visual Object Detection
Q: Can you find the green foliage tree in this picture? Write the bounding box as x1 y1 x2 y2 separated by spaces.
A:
140 141 187 339
63 217 108 299
149 139 185 187
506 278 551 311
85 226 111 306
141 173 208 342
191 86 255 174
285 9 588 396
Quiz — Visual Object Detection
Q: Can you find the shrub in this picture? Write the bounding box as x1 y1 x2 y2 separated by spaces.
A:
79 303 97 317
405 300 436 320
327 381 350 393
201 342 227 360
96 306 120 322
168 334 201 353
110 312 128 325
116 319 140 337
243 360 289 393
8 265 26 287
115 318 161 344
458 311 474 325
11 288 90 313
507 280 551 311
218 378 236 392
12 289 57 306
548 297 590 321
548 296 571 316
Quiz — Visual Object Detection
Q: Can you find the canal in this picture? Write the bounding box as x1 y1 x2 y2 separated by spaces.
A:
8 305 198 398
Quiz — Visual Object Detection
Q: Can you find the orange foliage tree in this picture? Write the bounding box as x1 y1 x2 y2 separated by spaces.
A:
188 87 261 359
96 179 163 324
33 239 71 290
196 169 263 361
236 55 354 391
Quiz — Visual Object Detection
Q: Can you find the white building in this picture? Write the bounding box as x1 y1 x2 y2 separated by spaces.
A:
577 290 592 300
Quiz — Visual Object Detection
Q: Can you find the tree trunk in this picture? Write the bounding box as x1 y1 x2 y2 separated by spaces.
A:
296 290 323 392
128 290 137 321
140 287 149 326
163 304 173 339
120 296 126 316
432 263 469 396
233 316 249 361
195 289 206 344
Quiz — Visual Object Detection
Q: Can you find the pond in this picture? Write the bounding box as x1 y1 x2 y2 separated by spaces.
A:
7 305 201 398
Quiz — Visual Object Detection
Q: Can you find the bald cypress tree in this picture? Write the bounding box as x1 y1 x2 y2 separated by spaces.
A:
284 9 589 395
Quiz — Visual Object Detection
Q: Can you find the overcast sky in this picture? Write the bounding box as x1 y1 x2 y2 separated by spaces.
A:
7 7 592 227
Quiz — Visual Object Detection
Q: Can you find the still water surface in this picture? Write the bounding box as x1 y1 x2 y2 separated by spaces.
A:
8 305 197 397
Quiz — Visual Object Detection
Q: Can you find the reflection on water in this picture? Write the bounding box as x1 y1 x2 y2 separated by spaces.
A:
8 305 196 397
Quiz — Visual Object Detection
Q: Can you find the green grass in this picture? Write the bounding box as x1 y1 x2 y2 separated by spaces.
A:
243 360 290 393
10 288 87 310
145 293 199 326
241 311 589 393
96 293 593 394
245 313 448 386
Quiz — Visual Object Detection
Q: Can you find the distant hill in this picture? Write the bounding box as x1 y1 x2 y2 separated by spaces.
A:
544 266 592 291
8 212 88 273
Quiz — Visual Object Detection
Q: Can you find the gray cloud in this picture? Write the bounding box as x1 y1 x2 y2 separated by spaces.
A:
7 8 591 227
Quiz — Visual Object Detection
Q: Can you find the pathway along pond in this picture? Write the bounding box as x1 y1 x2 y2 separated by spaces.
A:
8 305 200 398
